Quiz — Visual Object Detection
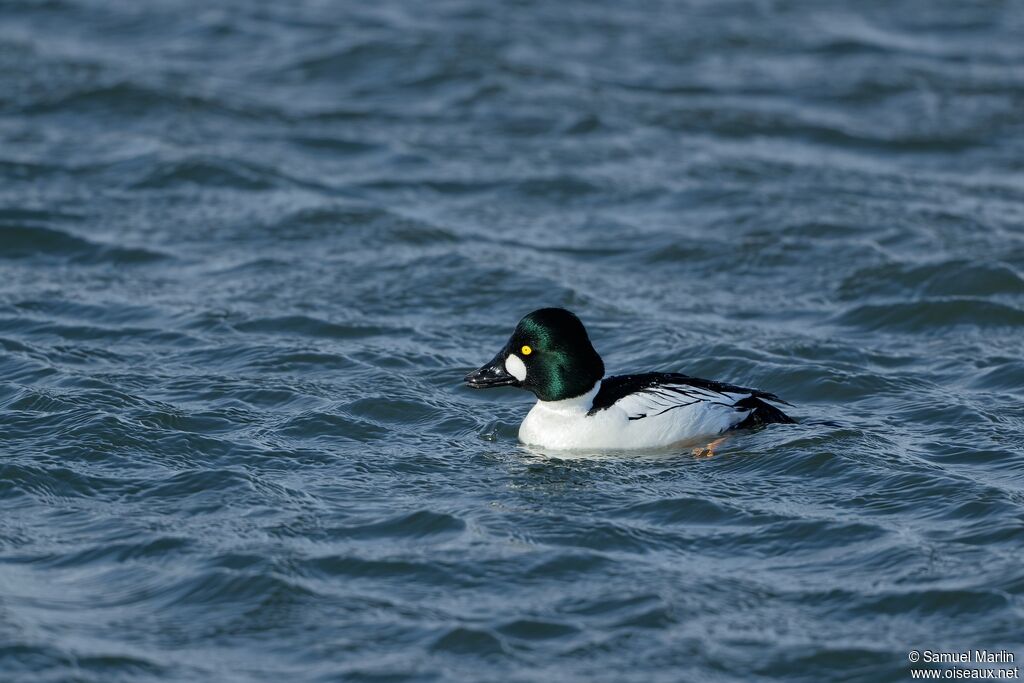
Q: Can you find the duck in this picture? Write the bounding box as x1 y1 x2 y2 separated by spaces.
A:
464 308 794 451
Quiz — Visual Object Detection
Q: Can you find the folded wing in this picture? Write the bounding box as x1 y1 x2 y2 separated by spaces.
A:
589 372 793 425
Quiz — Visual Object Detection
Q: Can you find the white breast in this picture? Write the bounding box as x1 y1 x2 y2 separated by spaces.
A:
518 381 752 450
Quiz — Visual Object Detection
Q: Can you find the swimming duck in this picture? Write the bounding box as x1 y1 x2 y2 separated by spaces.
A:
464 308 793 450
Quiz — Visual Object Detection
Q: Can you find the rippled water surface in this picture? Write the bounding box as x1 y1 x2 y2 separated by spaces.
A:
2 1 1024 681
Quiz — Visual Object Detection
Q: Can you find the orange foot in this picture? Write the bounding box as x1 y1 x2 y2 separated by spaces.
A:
692 437 726 458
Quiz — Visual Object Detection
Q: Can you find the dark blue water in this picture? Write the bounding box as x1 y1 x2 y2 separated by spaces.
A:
2 1 1024 681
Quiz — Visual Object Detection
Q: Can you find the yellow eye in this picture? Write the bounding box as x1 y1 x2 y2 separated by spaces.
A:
521 345 532 356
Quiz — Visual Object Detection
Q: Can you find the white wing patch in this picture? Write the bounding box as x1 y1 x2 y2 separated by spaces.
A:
612 383 750 421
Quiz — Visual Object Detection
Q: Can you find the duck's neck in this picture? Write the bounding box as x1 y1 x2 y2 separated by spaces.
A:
534 381 601 415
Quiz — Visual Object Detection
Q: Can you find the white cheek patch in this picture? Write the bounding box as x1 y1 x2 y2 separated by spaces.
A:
505 354 527 382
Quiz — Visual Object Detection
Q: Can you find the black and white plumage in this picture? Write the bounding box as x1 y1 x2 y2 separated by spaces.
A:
590 373 794 427
465 309 794 450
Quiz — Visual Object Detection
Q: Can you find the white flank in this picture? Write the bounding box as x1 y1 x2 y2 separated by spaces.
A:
519 381 753 450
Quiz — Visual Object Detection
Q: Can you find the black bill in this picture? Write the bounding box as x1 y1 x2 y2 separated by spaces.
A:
464 348 518 389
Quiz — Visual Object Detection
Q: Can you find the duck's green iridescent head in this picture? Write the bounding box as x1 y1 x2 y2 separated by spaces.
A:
464 308 605 402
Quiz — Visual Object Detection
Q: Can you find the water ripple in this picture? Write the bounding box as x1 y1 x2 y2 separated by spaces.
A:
2 1 1023 681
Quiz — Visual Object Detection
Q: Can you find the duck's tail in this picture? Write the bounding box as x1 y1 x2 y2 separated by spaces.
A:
731 396 796 429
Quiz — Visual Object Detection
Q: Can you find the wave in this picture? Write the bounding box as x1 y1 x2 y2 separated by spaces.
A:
0 224 169 264
835 298 1024 331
